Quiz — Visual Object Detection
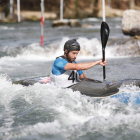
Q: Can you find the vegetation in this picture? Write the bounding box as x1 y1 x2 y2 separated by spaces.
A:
0 0 140 19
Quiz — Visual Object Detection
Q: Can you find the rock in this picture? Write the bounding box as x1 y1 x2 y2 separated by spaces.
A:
2 14 18 23
133 35 140 40
0 12 5 20
52 19 81 27
15 10 57 21
122 10 140 36
52 19 69 27
69 19 81 27
82 23 94 28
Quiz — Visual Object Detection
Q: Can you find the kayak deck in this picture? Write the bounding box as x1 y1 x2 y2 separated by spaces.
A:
13 76 140 97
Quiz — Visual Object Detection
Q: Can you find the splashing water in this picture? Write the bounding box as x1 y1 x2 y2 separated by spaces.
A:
0 74 140 140
0 18 140 140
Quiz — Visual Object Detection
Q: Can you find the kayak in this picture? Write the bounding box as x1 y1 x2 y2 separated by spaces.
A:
13 76 140 102
70 78 140 97
70 78 140 104
13 76 51 86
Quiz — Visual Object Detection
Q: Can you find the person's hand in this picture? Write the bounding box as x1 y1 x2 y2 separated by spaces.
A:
98 59 107 66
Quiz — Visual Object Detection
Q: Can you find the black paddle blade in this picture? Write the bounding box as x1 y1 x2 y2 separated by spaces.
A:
100 22 110 50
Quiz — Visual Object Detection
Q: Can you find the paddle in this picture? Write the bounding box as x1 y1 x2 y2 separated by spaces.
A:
100 21 110 81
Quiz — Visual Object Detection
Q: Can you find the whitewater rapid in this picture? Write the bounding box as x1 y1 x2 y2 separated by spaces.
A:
0 17 140 140
0 74 140 140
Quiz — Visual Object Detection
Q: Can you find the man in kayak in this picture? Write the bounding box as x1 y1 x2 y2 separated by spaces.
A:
51 39 107 88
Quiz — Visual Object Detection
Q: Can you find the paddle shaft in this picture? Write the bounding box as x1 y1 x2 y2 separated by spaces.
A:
102 0 106 81
102 49 106 80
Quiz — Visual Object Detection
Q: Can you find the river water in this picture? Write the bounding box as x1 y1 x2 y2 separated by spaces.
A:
0 18 140 140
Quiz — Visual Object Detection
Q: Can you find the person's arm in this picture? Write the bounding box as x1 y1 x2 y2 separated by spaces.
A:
79 73 87 80
64 59 107 70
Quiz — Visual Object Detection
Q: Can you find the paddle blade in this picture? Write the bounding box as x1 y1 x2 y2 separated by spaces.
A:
100 22 110 50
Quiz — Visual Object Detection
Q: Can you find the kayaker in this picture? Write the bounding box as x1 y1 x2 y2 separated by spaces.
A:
50 39 107 88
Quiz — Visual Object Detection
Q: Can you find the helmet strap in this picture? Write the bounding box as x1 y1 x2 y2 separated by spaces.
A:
66 51 72 63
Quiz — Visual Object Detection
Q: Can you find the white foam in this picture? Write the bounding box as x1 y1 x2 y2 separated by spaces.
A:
0 74 23 107
0 26 15 30
83 24 101 29
77 37 102 57
115 25 121 29
0 37 138 64
1 75 140 139
82 17 100 22
118 84 140 104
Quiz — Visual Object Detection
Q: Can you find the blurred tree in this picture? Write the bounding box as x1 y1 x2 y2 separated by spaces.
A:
130 0 135 9
135 0 140 6
0 0 9 17
90 0 93 10
20 0 60 12
108 0 111 8
75 0 78 17
0 0 140 19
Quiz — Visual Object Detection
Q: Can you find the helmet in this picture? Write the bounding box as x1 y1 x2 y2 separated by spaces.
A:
64 39 80 52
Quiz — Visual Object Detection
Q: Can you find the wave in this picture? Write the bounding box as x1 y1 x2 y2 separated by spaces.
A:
0 74 140 140
82 17 101 22
0 37 140 64
0 26 15 30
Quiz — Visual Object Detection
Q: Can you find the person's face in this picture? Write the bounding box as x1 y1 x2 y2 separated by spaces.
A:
67 50 79 62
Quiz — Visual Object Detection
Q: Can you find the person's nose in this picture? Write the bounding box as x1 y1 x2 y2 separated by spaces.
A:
74 54 77 58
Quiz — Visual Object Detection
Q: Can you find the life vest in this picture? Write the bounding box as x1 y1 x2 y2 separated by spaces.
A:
50 56 81 88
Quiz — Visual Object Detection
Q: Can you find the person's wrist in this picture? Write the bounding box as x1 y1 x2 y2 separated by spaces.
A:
97 60 100 65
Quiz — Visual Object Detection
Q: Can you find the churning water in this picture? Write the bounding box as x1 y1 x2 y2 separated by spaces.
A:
0 17 140 140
